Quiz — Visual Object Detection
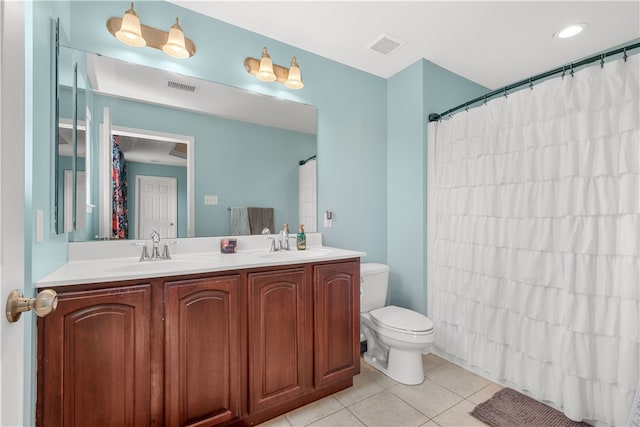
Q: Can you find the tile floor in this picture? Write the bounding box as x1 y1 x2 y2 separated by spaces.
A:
258 354 502 427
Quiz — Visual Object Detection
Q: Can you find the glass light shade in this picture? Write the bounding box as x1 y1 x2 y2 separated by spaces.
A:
257 47 277 82
115 3 146 47
285 56 304 89
162 18 189 59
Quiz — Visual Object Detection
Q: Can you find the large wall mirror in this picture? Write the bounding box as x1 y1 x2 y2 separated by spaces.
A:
56 47 317 242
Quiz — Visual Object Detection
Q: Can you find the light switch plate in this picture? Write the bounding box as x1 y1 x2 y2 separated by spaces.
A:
204 195 218 205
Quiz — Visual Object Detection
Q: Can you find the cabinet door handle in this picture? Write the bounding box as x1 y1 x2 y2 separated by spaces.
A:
6 289 58 323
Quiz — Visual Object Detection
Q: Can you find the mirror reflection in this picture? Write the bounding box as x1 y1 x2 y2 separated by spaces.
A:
58 48 317 242
57 44 88 236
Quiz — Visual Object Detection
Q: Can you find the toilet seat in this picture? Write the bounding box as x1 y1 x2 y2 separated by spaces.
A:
370 306 434 335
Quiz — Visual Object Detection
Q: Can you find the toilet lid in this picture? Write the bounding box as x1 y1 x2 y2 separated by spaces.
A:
369 306 434 333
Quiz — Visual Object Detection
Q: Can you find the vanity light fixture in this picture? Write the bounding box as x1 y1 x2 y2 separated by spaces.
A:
244 47 304 89
162 18 189 59
115 2 145 47
285 56 304 89
257 47 277 82
107 3 196 58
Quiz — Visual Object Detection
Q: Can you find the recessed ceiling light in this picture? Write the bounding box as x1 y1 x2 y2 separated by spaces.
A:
554 23 588 39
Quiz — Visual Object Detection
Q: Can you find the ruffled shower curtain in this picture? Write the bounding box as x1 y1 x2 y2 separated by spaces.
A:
112 135 128 239
427 55 639 426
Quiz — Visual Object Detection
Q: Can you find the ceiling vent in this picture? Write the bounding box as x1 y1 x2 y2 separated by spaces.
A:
167 80 197 93
367 33 406 55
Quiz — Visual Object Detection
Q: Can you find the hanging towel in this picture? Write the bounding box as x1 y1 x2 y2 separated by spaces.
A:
248 207 275 235
230 207 250 236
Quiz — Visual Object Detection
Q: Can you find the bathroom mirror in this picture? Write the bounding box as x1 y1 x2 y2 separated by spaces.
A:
57 48 317 241
56 43 89 235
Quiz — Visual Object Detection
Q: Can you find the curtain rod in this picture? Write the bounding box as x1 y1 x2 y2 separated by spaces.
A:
428 41 640 122
299 155 316 166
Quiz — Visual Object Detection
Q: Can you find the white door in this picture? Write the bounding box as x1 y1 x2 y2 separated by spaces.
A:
136 175 177 239
1 1 26 424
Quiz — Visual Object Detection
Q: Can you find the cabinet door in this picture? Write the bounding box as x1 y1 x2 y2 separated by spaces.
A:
164 275 242 427
38 284 151 427
314 261 360 387
248 269 306 413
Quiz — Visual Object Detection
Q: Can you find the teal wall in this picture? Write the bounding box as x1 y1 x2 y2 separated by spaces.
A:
125 161 188 239
387 60 488 315
89 93 315 238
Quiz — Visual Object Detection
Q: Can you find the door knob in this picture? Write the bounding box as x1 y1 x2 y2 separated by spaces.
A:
6 289 58 323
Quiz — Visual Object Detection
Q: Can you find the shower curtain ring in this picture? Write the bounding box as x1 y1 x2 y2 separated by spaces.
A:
483 95 487 106
503 88 508 98
600 53 605 68
562 66 566 80
529 78 533 90
623 48 628 62
570 64 575 77
465 103 469 112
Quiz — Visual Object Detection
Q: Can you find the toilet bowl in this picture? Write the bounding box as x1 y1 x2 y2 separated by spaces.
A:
360 263 435 385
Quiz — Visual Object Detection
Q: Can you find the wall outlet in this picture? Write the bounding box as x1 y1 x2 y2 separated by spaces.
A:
204 195 218 205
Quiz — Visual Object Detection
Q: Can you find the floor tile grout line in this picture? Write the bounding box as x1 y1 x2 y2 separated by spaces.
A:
299 405 349 427
345 405 368 427
424 370 490 400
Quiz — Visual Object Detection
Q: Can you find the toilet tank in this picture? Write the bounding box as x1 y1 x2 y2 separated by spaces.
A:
360 263 390 313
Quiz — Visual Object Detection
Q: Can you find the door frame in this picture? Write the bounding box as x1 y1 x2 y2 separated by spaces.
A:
98 122 194 238
1 1 26 425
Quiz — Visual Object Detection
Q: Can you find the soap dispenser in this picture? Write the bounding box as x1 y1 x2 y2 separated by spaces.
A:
296 224 306 250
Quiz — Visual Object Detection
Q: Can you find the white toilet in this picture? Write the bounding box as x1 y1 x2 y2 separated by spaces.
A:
360 263 435 385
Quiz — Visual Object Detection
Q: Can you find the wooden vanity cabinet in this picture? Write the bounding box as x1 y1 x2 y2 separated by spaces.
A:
164 275 242 427
248 268 308 413
37 284 152 426
313 262 360 388
37 259 360 427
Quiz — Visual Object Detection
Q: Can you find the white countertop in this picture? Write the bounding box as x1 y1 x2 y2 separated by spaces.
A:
36 235 365 287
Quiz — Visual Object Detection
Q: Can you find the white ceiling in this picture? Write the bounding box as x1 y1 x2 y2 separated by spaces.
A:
172 1 640 90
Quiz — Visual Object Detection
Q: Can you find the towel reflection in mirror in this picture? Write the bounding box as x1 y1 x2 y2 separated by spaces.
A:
229 207 274 236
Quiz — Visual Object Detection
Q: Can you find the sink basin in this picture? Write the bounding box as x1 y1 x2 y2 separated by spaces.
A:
256 247 334 259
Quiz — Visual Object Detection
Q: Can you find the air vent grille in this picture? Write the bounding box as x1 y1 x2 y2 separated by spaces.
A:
167 80 197 93
367 33 406 55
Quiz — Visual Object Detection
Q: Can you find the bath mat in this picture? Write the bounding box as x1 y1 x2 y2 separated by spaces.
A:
471 387 591 427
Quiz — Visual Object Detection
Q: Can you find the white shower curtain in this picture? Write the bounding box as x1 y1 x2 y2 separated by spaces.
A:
427 54 639 426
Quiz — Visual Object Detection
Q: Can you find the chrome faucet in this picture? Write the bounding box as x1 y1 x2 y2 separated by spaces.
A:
132 230 178 261
150 229 161 259
265 236 278 252
278 224 297 251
